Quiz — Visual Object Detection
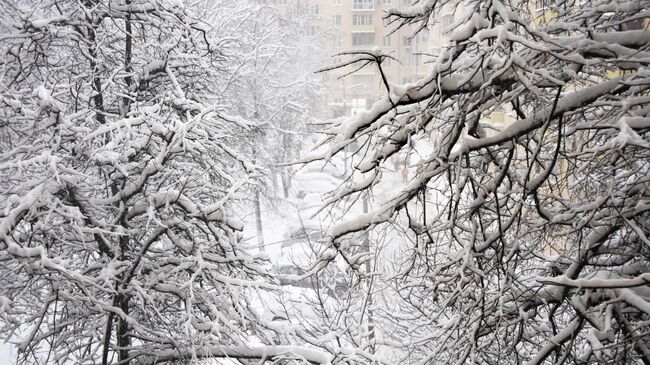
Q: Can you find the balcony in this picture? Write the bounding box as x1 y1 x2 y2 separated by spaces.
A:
352 0 374 11
351 32 375 49
351 23 374 32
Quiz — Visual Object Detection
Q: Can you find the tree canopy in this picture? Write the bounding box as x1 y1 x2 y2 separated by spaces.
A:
0 1 327 364
304 0 650 363
1 0 649 364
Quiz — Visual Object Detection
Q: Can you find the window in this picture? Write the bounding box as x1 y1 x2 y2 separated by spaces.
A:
310 4 319 14
382 36 391 47
352 74 374 87
382 0 393 4
306 26 318 36
416 31 429 43
441 14 454 31
352 0 373 10
350 98 374 115
403 36 412 47
335 37 343 48
408 53 422 66
334 15 342 25
352 15 373 25
333 0 341 4
413 53 424 66
490 110 505 124
382 57 391 66
352 32 374 46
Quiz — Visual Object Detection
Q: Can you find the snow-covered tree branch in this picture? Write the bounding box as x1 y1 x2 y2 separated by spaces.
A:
305 0 650 363
0 1 328 364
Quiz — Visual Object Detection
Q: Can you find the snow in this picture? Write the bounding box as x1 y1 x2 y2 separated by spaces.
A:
132 345 331 365
32 85 61 111
537 272 650 289
0 183 53 258
29 16 68 29
609 116 650 149
618 288 650 316
449 13 490 42
2 1 650 364
453 77 623 158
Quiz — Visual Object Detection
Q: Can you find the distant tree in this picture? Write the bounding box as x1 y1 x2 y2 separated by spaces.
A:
304 0 650 363
236 1 325 251
250 2 325 201
0 1 328 364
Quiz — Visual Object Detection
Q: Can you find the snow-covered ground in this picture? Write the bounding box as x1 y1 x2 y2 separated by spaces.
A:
0 341 16 364
246 136 437 282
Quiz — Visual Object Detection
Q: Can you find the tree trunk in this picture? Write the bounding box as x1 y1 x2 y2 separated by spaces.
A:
362 195 375 354
281 133 291 199
281 169 290 199
271 171 278 197
255 187 265 252
117 295 131 364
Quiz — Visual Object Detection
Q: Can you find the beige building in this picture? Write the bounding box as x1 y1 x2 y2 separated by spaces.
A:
300 0 453 119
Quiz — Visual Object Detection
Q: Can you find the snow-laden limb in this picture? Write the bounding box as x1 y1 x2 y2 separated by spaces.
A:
537 273 650 289
132 344 332 365
305 0 650 363
526 318 583 365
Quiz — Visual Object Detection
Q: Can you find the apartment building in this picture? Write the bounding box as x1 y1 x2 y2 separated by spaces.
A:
296 0 453 119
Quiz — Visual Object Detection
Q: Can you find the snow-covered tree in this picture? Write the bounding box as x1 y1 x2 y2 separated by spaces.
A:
304 0 650 363
0 1 328 364
251 2 325 199
224 1 326 251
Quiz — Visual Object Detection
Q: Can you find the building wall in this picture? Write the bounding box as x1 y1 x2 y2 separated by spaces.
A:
301 0 453 119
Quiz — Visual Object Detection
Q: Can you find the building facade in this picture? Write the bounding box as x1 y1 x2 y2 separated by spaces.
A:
301 0 453 119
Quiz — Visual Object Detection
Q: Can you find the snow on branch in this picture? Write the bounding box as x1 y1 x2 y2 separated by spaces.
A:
537 273 650 289
132 345 332 365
